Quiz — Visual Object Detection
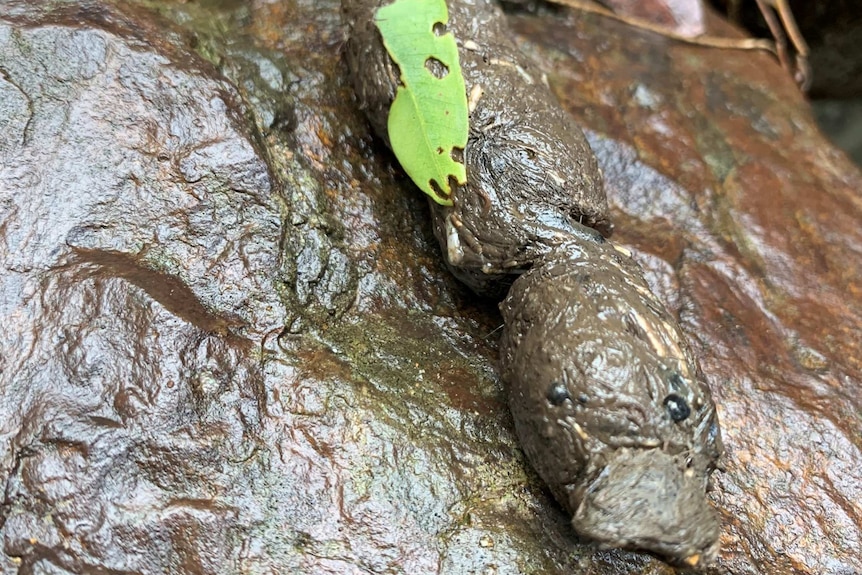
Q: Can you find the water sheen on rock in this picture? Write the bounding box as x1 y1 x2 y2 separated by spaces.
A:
2 0 862 574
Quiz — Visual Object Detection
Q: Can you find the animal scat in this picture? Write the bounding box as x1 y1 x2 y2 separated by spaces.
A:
500 243 723 564
341 0 723 567
343 0 610 297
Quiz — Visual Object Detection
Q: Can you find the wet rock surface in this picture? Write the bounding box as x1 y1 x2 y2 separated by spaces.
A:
1 1 861 575
0 2 552 574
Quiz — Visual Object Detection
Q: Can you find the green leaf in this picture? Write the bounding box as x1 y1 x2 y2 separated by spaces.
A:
375 0 469 206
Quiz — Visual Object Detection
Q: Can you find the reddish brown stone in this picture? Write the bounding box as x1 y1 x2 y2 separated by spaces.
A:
2 0 859 573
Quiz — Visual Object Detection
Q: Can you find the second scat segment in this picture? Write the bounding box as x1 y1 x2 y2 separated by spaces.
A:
501 239 723 566
342 0 723 566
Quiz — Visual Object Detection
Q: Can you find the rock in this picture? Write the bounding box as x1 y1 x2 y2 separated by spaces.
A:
596 0 707 37
2 0 860 574
512 5 862 573
0 2 282 572
0 1 554 574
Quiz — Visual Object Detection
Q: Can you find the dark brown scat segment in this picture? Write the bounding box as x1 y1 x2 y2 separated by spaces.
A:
344 0 610 295
342 0 399 146
424 56 449 79
573 449 720 567
500 241 721 564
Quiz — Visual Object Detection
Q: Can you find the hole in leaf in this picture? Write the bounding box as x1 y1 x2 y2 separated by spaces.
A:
450 146 464 164
428 178 451 200
425 57 449 79
391 60 405 87
432 22 447 36
447 174 461 193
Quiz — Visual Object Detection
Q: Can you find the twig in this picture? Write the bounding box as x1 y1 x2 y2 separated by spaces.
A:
543 0 778 56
